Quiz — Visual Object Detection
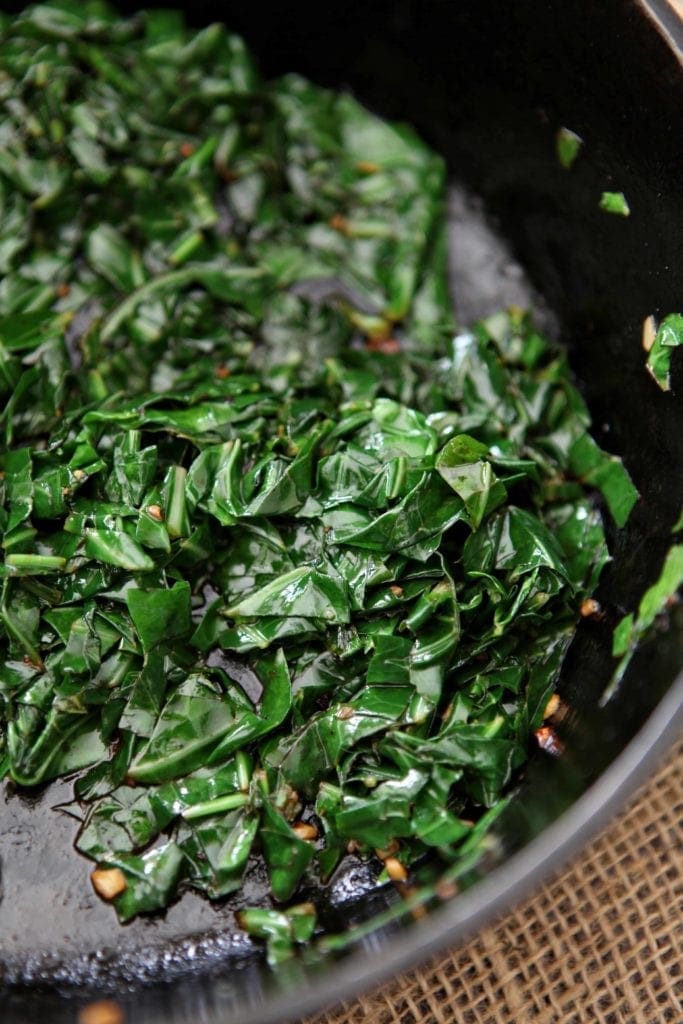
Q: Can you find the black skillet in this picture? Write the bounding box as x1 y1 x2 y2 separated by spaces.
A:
1 2 682 1021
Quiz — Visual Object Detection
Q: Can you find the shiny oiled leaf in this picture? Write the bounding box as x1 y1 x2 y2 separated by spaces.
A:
646 313 683 392
606 545 683 701
125 581 191 650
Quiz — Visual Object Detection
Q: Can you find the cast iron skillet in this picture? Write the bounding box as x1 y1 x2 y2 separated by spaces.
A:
1 2 682 1021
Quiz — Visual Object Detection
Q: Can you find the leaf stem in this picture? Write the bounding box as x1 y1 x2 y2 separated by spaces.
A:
6 553 67 573
182 792 249 820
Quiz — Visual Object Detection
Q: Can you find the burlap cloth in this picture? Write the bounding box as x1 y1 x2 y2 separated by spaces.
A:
305 739 682 1024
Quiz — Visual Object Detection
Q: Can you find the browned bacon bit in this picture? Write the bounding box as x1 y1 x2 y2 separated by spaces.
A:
366 336 400 354
91 867 127 900
389 584 404 596
346 839 360 854
56 281 70 297
441 701 453 723
543 693 561 720
665 593 681 609
179 141 195 158
337 704 354 720
78 1000 125 1024
384 856 408 883
356 160 380 174
215 365 231 379
580 597 604 619
292 822 318 841
147 504 164 521
535 725 564 757
73 468 87 481
329 213 349 233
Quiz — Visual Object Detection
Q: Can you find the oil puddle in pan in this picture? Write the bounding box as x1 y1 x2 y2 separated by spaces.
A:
0 182 554 991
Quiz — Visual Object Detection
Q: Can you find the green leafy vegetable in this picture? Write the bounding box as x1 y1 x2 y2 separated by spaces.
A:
606 545 683 702
238 903 317 966
645 313 683 392
0 0 641 948
599 191 630 216
556 127 583 170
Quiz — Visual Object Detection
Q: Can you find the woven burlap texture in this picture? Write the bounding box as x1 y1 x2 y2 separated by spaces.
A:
305 740 682 1024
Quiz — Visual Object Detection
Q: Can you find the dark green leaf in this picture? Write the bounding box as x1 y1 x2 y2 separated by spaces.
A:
556 127 583 170
646 313 683 392
126 581 191 651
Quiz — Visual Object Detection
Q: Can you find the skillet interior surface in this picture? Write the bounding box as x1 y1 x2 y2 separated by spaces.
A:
1 1 682 1021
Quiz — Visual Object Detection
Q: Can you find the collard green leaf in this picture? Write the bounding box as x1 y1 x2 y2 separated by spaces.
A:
117 653 167 738
606 545 683 701
568 433 638 528
325 768 428 848
77 784 173 860
646 313 683 392
110 842 186 921
87 224 142 292
8 705 101 786
84 528 155 572
556 127 583 170
436 435 506 528
599 191 630 216
128 675 245 783
126 581 191 651
179 807 259 898
225 567 350 624
260 798 315 902
463 507 569 582
237 903 317 966
266 685 413 797
323 475 464 559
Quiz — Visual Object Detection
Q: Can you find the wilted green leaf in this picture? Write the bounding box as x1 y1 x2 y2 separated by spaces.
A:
646 313 683 392
556 127 583 170
599 191 630 216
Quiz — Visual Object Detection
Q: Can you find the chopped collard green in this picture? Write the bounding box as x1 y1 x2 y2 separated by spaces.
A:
555 127 583 171
645 313 683 392
599 190 630 217
606 545 683 703
0 2 639 935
